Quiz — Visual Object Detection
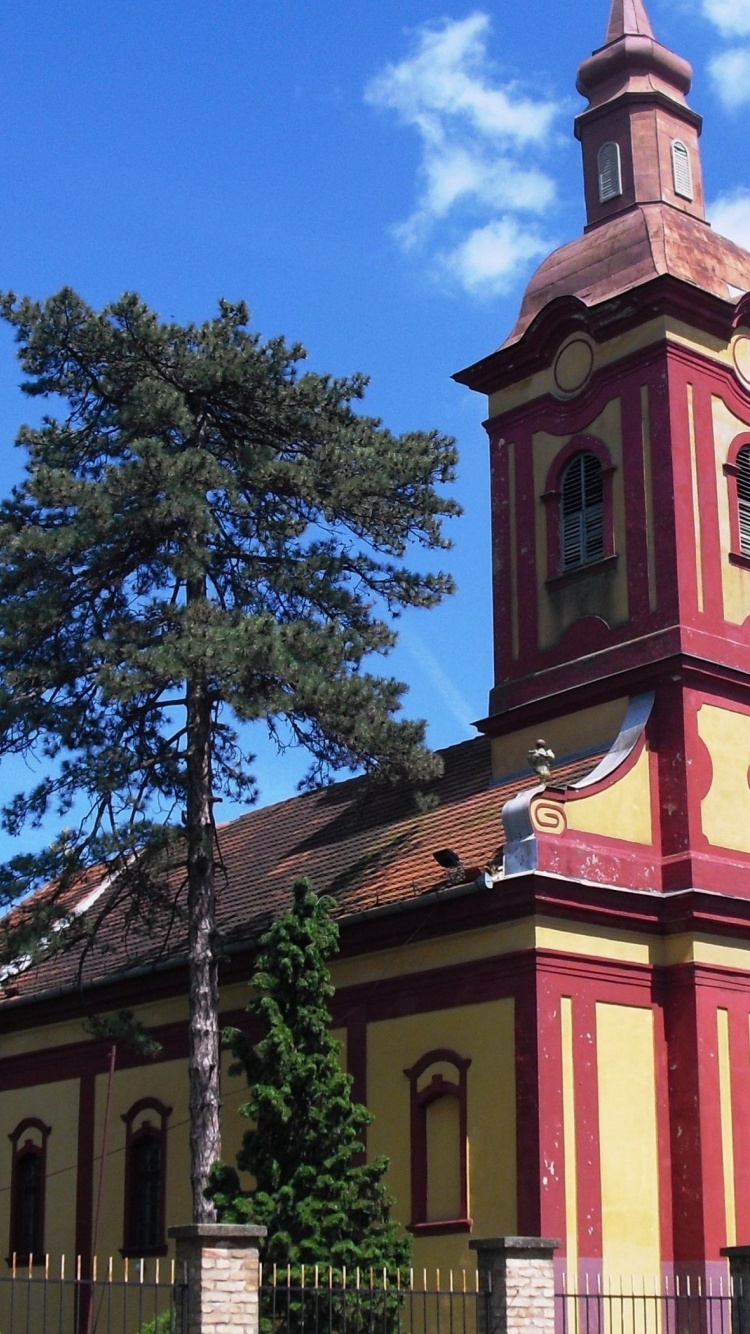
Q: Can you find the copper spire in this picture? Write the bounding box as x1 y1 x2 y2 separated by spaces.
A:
574 0 705 228
605 0 655 44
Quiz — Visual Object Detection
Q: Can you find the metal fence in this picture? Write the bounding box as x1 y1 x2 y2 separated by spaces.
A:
260 1266 489 1334
557 1276 739 1334
0 1255 187 1334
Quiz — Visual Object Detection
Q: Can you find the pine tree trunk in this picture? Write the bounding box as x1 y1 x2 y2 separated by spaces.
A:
186 660 221 1222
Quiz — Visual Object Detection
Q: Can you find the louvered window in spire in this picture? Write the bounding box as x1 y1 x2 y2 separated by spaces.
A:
561 452 605 570
737 445 750 556
597 142 622 203
672 141 693 201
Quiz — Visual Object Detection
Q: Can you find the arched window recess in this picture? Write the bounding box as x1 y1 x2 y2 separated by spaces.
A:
8 1118 51 1265
404 1049 471 1236
542 437 616 582
121 1098 171 1258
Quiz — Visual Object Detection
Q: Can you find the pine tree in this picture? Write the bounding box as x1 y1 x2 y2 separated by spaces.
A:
0 289 458 1221
211 878 410 1274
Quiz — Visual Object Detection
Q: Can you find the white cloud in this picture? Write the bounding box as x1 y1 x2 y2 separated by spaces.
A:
440 218 550 298
700 0 750 38
367 13 559 145
692 0 750 106
708 46 750 106
365 13 563 297
710 189 750 248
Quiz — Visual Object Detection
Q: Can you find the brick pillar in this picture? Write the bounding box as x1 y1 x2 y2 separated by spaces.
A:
721 1246 750 1334
169 1223 266 1334
470 1237 560 1334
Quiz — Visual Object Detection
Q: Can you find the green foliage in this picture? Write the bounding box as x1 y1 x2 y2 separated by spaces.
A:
83 1008 162 1058
136 1311 172 1334
0 288 458 931
211 879 411 1274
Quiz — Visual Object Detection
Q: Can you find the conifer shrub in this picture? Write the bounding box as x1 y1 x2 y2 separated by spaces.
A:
210 879 411 1329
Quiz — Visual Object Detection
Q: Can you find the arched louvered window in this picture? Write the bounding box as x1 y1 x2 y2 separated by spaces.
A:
672 141 693 201
560 452 605 570
737 445 750 556
724 436 750 566
597 142 622 203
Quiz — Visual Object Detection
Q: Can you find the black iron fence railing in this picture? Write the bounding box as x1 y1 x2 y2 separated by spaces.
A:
260 1266 490 1334
0 1255 187 1334
557 1276 738 1334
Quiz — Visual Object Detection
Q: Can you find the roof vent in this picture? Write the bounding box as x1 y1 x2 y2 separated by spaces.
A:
672 141 693 200
597 142 623 203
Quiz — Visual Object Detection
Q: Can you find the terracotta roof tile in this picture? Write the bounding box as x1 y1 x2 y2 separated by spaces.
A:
0 739 601 1007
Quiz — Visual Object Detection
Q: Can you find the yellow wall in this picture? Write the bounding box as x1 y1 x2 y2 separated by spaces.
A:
687 382 705 614
561 747 653 846
717 1008 737 1248
426 1096 462 1222
367 1000 516 1271
641 384 658 614
697 703 750 853
0 1079 81 1260
9 906 750 1276
91 1057 192 1261
596 1004 661 1280
490 697 627 783
560 997 578 1279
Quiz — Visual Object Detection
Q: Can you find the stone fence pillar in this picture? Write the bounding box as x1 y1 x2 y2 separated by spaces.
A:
169 1223 266 1334
722 1245 750 1334
470 1237 560 1334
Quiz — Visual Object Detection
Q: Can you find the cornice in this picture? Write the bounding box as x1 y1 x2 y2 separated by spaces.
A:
455 275 737 398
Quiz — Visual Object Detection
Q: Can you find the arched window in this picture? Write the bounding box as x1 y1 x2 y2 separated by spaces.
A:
542 437 615 581
597 142 622 203
671 141 693 200
737 446 750 555
8 1118 50 1263
404 1049 471 1235
560 452 605 570
122 1098 171 1257
724 436 750 565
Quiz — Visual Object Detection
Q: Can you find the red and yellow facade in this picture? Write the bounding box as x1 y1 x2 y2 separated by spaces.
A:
4 0 750 1302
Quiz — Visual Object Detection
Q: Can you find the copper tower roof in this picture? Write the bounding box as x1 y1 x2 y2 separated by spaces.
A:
499 0 750 347
605 0 654 42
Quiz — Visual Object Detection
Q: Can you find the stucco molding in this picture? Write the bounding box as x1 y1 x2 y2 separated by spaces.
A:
501 691 655 875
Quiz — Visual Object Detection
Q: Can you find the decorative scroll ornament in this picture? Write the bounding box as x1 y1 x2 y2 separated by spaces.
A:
531 800 567 835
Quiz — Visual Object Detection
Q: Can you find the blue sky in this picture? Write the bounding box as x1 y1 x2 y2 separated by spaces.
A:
1 0 750 848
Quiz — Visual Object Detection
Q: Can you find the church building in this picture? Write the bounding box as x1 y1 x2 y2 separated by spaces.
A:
3 0 750 1297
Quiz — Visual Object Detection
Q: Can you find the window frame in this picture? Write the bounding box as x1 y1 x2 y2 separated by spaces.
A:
403 1048 471 1236
8 1117 51 1266
597 141 623 203
671 140 693 201
724 433 750 569
121 1097 171 1259
542 436 616 582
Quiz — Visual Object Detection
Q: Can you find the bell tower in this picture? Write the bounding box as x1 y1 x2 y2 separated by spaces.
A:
456 0 750 904
452 0 750 1286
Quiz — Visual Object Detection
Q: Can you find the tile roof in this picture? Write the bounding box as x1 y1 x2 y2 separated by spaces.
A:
0 738 600 1008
